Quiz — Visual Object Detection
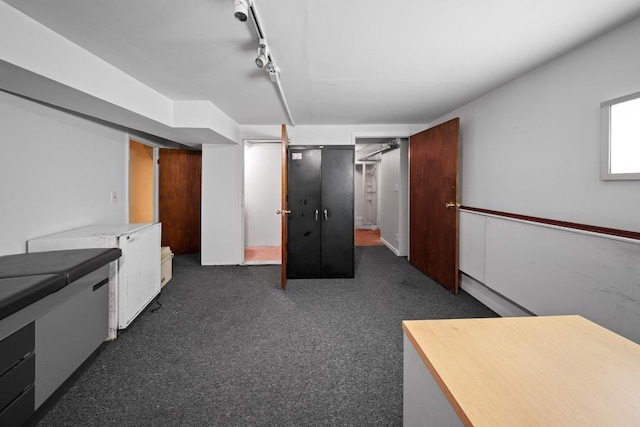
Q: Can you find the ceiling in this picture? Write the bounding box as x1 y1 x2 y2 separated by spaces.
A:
4 0 640 128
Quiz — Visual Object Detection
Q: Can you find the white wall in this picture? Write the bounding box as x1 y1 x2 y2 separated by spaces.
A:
380 150 400 251
379 140 409 256
434 16 640 232
0 91 127 256
201 144 242 265
244 143 281 247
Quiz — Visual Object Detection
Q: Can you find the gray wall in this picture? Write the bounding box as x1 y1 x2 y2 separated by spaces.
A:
439 15 640 342
0 91 127 256
437 16 640 231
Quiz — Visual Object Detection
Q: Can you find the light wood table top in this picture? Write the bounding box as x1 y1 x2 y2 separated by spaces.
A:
403 315 640 426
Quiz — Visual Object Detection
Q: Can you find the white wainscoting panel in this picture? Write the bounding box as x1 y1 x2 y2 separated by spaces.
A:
460 211 487 283
460 210 640 344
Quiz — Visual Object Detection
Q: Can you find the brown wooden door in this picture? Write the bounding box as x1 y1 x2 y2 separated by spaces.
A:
159 148 202 255
409 118 460 293
279 125 289 289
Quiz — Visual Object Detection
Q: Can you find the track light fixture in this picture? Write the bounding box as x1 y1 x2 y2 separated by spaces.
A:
233 0 251 22
255 39 269 68
255 52 267 68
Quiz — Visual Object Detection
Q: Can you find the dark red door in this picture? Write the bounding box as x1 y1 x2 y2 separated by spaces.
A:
409 118 460 293
159 149 202 255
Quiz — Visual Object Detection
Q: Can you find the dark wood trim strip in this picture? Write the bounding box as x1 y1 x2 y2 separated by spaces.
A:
460 206 640 241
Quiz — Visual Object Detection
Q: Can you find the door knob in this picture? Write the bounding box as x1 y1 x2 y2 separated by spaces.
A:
276 209 291 215
445 202 460 208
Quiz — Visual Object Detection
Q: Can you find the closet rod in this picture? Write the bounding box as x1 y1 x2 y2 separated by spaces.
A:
358 142 399 161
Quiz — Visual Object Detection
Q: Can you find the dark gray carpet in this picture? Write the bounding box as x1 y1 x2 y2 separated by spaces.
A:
32 246 496 426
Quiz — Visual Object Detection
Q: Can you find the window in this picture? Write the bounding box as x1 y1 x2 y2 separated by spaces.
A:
601 92 640 180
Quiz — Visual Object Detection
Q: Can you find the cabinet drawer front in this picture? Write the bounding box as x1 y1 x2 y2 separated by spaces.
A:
0 384 34 427
0 353 35 412
0 322 34 376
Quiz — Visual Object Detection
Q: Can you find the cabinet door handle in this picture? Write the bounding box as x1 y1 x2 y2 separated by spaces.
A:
315 209 319 221
324 209 328 221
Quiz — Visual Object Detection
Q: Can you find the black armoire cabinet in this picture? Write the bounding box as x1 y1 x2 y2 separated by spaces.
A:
287 145 354 279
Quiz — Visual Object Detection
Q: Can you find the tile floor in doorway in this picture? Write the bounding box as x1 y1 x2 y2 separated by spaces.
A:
355 228 383 246
244 229 383 264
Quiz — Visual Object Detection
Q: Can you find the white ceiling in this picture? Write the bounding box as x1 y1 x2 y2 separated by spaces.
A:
4 0 640 127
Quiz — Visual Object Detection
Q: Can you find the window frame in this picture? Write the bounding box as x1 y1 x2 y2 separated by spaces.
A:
600 91 640 181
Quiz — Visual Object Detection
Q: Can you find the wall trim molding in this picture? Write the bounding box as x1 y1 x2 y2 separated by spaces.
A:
461 206 640 242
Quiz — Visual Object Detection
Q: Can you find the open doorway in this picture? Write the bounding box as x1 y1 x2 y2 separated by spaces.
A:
244 140 282 264
355 162 378 229
354 160 382 246
354 137 408 253
355 139 385 248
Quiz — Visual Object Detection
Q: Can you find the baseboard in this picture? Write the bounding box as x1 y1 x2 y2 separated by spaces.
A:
460 273 534 317
355 225 379 230
243 260 281 266
380 237 400 256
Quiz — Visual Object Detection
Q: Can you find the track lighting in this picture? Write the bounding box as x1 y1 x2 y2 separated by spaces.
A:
255 52 267 68
231 0 294 125
255 39 269 68
233 0 251 22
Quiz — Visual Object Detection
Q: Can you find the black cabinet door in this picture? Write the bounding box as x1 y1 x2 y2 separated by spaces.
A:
321 147 354 277
287 148 322 278
287 146 354 279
